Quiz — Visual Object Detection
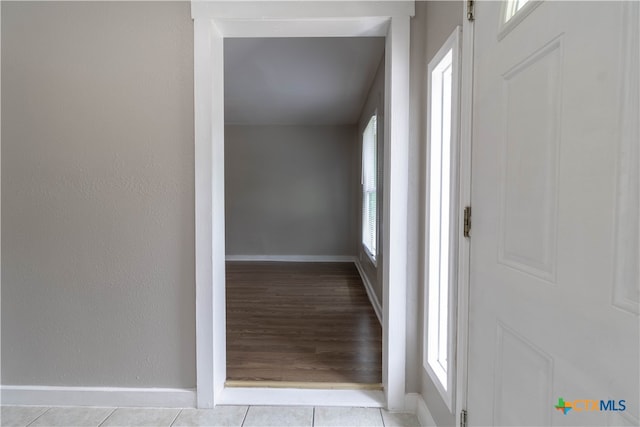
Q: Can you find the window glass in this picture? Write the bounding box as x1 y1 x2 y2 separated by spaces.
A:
362 114 377 260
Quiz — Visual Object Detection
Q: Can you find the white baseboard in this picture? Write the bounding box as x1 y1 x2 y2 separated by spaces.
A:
406 392 437 426
218 387 385 407
354 259 382 325
0 385 196 408
225 255 357 263
403 392 419 413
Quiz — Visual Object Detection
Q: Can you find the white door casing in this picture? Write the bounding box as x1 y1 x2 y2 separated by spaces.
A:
192 1 414 409
467 1 639 426
422 10 475 426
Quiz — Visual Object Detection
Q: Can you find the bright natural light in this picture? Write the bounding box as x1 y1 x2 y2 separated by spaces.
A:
362 114 377 260
427 48 453 390
505 0 531 22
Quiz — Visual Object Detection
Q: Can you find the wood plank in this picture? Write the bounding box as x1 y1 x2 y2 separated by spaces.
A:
225 262 382 384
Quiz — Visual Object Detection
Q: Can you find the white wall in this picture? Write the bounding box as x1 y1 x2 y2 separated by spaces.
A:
224 125 358 257
1 2 196 388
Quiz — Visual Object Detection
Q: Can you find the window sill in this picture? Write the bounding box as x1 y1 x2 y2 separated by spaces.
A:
362 246 377 268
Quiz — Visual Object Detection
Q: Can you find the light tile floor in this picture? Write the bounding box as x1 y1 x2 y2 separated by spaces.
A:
1 405 420 427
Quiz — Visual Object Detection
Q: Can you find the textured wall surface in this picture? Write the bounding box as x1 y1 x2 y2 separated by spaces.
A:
0 0 463 399
1 1 196 387
225 125 358 257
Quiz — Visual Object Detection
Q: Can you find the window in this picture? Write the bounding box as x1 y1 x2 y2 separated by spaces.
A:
424 28 461 411
499 0 541 40
504 0 530 22
362 114 378 261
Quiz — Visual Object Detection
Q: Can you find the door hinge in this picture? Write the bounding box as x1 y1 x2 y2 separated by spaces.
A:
460 409 468 427
463 206 471 238
467 0 475 21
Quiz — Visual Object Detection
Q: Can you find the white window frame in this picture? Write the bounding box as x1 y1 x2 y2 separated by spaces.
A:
423 27 462 411
362 112 378 264
498 0 543 41
504 0 530 21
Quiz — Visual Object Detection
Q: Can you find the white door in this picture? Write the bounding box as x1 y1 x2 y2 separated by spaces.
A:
467 1 639 426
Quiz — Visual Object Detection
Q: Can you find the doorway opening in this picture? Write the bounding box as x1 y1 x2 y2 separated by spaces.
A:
193 2 414 409
222 36 384 389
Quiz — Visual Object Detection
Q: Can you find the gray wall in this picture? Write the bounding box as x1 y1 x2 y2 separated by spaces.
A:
225 125 358 257
1 1 196 388
0 0 465 405
356 58 385 304
416 1 464 425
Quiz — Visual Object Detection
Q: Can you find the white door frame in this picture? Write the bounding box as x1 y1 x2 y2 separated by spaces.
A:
421 11 473 424
192 1 414 410
455 8 474 427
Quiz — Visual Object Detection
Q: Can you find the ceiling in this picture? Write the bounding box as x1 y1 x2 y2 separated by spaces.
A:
224 37 385 125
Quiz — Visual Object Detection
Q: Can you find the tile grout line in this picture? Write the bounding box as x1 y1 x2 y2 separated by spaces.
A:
97 407 118 427
26 407 52 427
169 408 183 427
311 407 315 427
379 408 385 427
240 405 250 427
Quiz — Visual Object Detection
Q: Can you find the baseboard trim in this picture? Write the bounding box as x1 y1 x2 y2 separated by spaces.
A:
354 259 383 325
404 392 419 413
225 255 357 263
218 387 385 407
0 385 196 408
405 392 437 426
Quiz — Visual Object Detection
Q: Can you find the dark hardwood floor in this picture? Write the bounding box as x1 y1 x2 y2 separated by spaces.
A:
226 262 382 385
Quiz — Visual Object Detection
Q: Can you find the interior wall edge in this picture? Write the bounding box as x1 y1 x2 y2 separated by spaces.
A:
354 259 383 324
